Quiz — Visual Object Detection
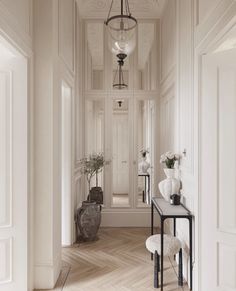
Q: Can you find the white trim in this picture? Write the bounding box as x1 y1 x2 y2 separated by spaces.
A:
0 70 13 229
195 1 235 47
0 237 13 284
0 2 32 57
34 253 61 290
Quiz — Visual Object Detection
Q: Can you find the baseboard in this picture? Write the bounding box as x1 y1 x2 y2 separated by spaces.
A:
101 210 160 227
34 254 61 290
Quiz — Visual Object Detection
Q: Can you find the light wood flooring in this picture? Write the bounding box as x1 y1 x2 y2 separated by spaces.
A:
37 228 190 291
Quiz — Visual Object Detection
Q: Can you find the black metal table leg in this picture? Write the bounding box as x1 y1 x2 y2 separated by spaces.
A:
161 218 164 291
151 201 154 260
154 251 159 288
144 176 147 202
173 218 176 236
189 217 193 290
151 201 154 235
178 248 183 286
173 218 176 259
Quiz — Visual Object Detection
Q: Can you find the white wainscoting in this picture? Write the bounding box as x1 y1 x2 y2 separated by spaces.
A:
0 238 12 283
160 0 195 286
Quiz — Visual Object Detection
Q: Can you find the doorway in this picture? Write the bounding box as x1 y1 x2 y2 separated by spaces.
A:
61 82 72 246
0 39 28 291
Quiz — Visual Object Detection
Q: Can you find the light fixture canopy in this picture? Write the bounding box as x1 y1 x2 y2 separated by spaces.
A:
113 53 128 90
105 0 137 56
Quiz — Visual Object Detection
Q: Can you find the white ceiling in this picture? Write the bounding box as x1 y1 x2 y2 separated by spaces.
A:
77 0 166 19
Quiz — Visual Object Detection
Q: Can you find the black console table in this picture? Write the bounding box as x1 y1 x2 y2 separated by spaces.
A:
151 197 193 291
138 174 150 204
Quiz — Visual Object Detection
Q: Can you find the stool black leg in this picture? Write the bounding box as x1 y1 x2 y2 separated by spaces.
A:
178 248 183 286
157 253 160 272
154 251 159 288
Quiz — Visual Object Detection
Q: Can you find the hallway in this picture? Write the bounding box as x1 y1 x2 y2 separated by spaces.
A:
39 228 189 291
1 1 236 291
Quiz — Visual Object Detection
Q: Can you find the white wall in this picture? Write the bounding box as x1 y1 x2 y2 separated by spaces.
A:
160 0 236 289
160 0 194 284
33 0 77 289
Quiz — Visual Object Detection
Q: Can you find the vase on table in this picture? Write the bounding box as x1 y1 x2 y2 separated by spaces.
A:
158 168 180 202
138 156 150 174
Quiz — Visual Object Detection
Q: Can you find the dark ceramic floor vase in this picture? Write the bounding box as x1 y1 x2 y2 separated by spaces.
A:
87 186 103 204
76 201 101 242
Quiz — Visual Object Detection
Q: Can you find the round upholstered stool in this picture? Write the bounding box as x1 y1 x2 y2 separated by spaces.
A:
145 234 183 288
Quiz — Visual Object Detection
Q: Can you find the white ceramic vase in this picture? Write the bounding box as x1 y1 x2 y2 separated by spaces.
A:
138 157 150 174
158 168 180 202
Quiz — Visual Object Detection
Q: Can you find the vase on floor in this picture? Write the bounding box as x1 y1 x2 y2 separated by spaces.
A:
76 201 101 242
158 168 180 202
87 187 103 204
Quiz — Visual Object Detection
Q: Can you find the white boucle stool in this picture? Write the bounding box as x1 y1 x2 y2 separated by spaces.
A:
145 234 183 288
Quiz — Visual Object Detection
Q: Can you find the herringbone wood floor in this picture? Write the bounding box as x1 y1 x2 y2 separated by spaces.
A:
38 228 190 291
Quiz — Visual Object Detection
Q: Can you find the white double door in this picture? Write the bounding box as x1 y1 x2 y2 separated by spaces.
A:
200 49 236 291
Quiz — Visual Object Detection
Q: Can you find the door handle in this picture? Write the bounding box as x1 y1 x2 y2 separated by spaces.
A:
121 161 127 163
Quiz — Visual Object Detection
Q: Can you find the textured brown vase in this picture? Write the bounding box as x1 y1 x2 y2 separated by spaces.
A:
77 201 101 242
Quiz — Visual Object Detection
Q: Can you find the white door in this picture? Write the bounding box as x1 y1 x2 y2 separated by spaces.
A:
200 49 236 291
0 54 28 290
112 113 129 194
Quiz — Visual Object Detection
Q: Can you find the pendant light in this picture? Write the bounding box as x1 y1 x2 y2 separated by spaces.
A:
105 0 137 56
113 53 128 89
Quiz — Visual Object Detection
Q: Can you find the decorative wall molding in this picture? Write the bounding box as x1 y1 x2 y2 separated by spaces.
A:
0 238 12 284
160 0 176 82
160 66 175 97
0 2 32 57
76 0 166 19
0 71 12 229
217 242 236 289
176 0 194 174
195 1 236 48
59 0 76 74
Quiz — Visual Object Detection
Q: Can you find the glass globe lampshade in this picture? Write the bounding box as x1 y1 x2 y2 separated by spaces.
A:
105 0 137 56
107 22 136 56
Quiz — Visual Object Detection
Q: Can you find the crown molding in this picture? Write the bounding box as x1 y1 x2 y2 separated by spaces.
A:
76 0 166 19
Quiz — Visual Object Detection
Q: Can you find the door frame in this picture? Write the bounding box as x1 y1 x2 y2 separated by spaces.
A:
194 13 236 291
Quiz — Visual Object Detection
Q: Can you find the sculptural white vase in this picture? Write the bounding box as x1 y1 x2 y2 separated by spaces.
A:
138 157 150 174
158 168 180 202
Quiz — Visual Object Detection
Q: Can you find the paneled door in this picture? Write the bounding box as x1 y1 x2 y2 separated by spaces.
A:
112 112 129 194
0 53 28 290
200 49 236 291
